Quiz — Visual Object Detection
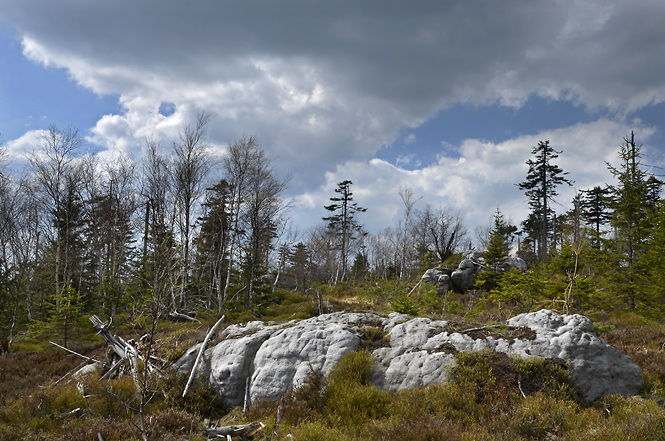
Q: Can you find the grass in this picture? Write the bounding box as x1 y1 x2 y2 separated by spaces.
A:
2 283 665 440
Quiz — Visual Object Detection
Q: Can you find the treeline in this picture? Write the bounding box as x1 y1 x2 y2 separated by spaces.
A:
0 116 664 342
479 132 665 316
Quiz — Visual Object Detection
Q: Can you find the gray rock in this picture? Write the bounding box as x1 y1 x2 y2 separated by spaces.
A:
250 319 361 403
422 268 453 292
505 256 528 272
422 250 527 294
507 309 643 401
450 258 480 293
178 310 642 407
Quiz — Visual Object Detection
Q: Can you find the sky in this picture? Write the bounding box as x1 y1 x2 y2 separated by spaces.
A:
1 1 665 241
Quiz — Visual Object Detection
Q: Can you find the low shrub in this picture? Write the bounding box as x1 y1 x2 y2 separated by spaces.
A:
324 351 393 429
389 292 420 315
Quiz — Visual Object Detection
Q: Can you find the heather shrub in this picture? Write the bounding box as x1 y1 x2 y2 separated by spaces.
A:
323 351 393 429
511 393 576 440
289 420 354 441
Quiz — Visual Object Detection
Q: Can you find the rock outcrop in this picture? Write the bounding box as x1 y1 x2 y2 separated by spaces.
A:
175 310 642 407
422 249 528 294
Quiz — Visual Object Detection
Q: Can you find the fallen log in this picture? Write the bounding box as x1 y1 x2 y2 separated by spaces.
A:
205 422 264 438
168 310 201 323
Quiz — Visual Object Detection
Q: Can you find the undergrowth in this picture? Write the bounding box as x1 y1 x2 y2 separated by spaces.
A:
2 284 665 440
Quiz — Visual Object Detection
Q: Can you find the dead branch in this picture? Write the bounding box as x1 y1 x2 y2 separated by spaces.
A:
89 315 129 359
89 315 159 382
459 324 503 334
50 341 102 364
407 279 422 297
517 374 527 398
51 360 89 387
182 315 225 398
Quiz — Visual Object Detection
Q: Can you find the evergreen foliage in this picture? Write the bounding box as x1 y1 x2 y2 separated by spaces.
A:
323 180 367 282
580 185 612 244
518 140 573 260
605 131 662 311
475 209 516 291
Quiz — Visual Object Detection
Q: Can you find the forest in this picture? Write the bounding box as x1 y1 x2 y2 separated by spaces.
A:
1 109 665 345
3 112 665 440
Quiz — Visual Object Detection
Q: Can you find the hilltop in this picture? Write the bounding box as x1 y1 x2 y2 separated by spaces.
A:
2 281 665 440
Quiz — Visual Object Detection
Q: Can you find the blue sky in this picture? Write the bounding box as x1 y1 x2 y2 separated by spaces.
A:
0 32 120 143
1 1 665 238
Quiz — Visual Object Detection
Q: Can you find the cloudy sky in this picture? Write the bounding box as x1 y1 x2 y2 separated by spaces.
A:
1 1 664 238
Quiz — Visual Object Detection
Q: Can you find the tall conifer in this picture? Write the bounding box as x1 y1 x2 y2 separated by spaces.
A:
518 140 573 260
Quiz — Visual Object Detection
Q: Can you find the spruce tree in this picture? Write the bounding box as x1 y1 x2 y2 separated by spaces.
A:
195 179 232 310
483 209 515 272
643 201 665 313
476 209 515 291
580 185 612 246
606 131 662 310
518 140 573 260
323 180 366 282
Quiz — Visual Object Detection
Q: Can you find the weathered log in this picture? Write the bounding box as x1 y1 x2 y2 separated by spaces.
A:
205 422 264 438
89 315 158 381
168 310 202 323
89 316 128 359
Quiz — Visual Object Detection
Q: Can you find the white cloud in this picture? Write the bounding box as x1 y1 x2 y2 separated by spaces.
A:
296 119 658 239
3 1 664 177
1 1 665 238
3 129 46 162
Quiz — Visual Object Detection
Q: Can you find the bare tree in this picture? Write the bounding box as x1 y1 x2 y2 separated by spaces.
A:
365 230 397 280
85 154 138 317
237 142 290 310
221 136 256 302
306 225 338 283
141 140 177 309
172 111 211 306
413 204 467 264
29 125 84 302
398 185 421 278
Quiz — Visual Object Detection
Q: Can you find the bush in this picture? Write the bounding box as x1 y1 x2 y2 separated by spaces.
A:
389 292 420 315
324 351 393 431
511 393 575 440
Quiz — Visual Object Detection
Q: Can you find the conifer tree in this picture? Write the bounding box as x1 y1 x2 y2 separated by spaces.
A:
580 185 612 246
476 209 515 291
606 131 662 310
323 180 366 282
643 201 665 313
289 242 312 291
518 140 573 260
195 179 232 310
483 209 515 272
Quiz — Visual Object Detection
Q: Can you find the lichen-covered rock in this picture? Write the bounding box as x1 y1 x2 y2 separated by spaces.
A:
249 319 361 403
178 309 642 407
507 309 643 401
